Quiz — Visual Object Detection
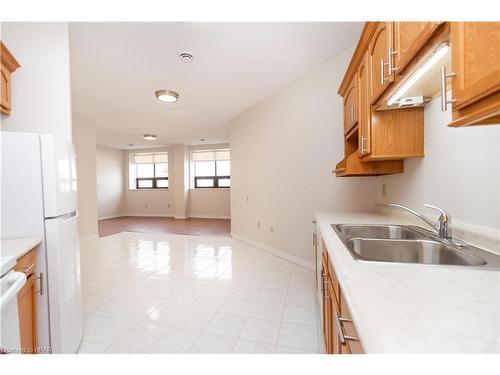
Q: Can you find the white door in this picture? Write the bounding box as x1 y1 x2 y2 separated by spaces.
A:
40 135 78 217
44 213 83 354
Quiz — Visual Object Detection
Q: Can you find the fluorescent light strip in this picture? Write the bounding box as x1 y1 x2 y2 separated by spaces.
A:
387 43 450 106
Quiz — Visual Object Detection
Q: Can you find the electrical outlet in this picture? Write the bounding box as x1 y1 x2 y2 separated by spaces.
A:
270 225 274 233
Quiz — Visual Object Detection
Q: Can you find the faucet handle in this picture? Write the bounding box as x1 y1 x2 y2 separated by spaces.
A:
424 204 450 221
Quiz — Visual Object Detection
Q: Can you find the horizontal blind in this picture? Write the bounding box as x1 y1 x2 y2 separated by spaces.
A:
192 149 230 161
215 150 230 161
154 153 168 163
134 152 168 164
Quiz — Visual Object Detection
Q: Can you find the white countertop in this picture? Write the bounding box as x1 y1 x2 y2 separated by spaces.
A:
0 237 42 276
316 211 500 353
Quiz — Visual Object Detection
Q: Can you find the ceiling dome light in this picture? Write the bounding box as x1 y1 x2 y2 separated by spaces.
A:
155 89 179 103
143 134 158 140
179 52 194 63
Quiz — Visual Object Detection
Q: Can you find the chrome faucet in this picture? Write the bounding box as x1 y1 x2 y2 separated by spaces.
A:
387 203 451 239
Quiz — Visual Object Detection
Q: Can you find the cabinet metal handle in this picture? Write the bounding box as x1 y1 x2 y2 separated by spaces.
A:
440 66 456 112
334 311 346 344
335 311 359 344
34 273 43 295
380 58 390 85
388 47 398 74
361 136 367 155
380 59 385 85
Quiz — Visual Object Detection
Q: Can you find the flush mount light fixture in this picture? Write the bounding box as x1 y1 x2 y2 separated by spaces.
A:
155 89 179 103
179 52 194 63
387 42 450 106
143 134 158 141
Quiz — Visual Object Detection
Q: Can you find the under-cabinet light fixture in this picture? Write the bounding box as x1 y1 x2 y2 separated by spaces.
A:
387 43 450 106
143 134 158 140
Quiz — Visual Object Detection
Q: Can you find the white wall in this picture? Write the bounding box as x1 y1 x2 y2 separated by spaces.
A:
189 189 231 219
123 147 174 217
377 97 500 231
229 48 377 263
1 23 72 142
72 114 99 238
96 146 125 219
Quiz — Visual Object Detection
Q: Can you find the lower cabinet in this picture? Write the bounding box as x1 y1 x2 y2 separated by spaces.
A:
321 243 363 354
14 249 39 354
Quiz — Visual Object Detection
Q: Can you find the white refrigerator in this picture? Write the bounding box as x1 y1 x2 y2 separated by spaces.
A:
1 132 83 354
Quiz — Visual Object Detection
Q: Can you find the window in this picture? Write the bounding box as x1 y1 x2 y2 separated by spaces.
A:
192 149 230 188
134 152 168 189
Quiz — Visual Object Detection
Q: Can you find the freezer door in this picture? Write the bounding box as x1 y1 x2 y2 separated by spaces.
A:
44 213 83 354
40 135 78 217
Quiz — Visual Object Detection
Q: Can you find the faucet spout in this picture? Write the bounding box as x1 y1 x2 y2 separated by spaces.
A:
386 203 452 239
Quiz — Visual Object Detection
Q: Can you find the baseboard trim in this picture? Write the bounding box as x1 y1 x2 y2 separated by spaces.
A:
230 232 314 271
79 234 99 242
121 213 174 218
189 214 231 220
98 214 125 220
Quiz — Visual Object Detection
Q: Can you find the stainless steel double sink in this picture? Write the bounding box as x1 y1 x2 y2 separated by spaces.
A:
332 224 500 269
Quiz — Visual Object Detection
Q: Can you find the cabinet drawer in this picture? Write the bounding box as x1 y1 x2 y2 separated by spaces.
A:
14 249 37 277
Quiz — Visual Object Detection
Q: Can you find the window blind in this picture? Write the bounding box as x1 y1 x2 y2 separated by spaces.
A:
134 152 168 164
192 149 230 161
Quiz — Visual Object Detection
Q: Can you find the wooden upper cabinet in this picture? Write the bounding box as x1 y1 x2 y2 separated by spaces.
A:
0 41 20 116
393 22 443 75
369 22 394 103
357 52 371 156
451 22 500 109
343 78 358 134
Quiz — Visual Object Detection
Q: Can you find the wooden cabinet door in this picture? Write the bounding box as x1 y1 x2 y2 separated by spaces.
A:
321 256 332 353
393 22 443 74
451 22 500 110
0 64 11 113
369 22 394 103
343 79 358 134
357 51 371 156
17 274 37 354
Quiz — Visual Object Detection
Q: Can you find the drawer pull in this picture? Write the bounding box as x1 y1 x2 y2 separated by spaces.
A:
335 313 359 343
34 273 43 295
334 311 346 344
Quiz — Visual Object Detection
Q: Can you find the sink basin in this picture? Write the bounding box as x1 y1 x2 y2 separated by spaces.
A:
345 238 487 266
333 224 427 240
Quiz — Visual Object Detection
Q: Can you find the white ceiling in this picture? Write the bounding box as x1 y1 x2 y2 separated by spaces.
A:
69 22 363 149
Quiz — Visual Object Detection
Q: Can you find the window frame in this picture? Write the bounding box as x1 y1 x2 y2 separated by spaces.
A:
194 160 230 189
136 177 169 189
135 155 169 190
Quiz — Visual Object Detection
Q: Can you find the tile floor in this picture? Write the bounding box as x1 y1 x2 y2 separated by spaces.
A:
77 231 322 354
